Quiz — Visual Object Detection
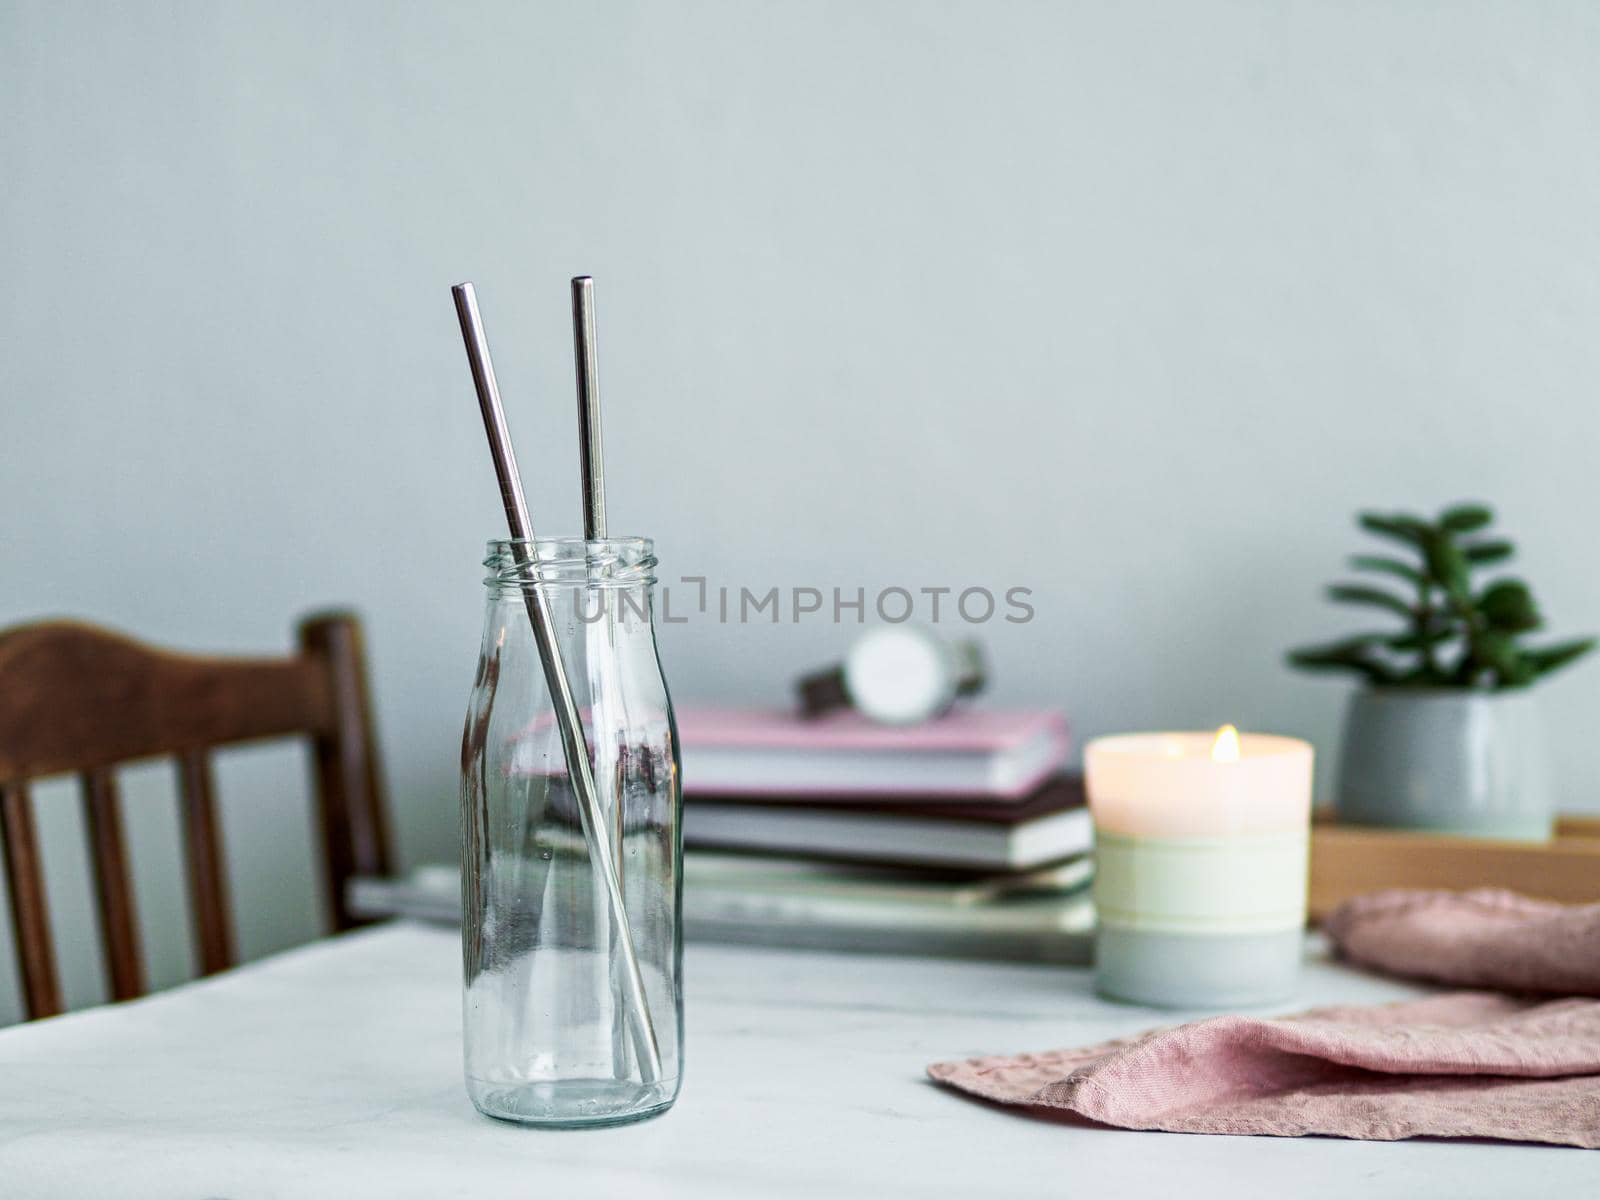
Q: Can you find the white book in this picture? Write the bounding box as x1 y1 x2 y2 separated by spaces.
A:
683 775 1092 871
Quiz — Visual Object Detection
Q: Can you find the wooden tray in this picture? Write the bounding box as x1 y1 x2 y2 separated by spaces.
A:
1308 813 1600 922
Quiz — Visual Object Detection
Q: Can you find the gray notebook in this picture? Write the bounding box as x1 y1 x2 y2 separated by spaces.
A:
347 854 1094 966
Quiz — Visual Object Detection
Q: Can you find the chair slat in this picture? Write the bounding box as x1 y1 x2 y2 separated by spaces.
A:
300 617 392 930
81 769 145 1001
177 750 234 974
0 782 63 1019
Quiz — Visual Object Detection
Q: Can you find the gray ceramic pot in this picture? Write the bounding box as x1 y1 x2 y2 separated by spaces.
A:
1335 688 1553 841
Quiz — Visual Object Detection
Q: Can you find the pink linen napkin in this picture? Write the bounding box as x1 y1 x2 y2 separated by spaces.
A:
1323 888 1600 995
928 992 1600 1146
930 890 1600 1146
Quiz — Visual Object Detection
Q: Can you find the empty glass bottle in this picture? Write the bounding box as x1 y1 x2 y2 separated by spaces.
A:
460 536 682 1126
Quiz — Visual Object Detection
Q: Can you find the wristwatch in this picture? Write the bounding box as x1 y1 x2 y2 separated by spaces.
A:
797 626 986 725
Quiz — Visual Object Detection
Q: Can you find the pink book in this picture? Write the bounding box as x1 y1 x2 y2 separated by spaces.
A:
675 708 1070 800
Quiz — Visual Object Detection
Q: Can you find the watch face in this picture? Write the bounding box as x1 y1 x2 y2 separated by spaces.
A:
844 626 953 725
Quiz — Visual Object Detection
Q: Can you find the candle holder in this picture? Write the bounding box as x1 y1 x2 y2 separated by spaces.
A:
1085 729 1313 1008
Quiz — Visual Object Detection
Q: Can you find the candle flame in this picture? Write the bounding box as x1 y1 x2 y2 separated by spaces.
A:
1211 724 1241 763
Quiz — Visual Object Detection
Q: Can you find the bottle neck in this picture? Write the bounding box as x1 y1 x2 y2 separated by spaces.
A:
482 537 658 597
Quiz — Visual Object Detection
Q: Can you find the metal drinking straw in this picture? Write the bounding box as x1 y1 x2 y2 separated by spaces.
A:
571 276 606 540
451 282 663 1084
571 274 631 1073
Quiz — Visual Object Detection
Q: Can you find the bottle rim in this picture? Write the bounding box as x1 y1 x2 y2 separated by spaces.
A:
482 536 657 590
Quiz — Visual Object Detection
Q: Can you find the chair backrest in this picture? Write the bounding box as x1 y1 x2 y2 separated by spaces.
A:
0 612 391 1020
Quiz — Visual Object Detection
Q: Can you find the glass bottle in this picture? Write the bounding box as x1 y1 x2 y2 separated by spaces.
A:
460 536 682 1126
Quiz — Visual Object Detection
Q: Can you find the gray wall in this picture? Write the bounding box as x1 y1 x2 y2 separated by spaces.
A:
3 1 1598 1018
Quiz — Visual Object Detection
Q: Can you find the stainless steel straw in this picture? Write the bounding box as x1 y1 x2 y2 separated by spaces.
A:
451 282 663 1084
571 276 606 540
571 273 629 1073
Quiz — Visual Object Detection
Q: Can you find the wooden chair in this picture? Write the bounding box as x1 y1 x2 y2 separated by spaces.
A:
0 612 392 1021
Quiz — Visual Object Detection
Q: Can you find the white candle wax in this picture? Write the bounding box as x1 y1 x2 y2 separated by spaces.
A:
1086 730 1313 837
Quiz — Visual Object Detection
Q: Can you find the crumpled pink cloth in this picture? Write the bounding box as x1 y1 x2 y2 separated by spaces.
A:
1324 888 1600 996
928 993 1600 1146
929 890 1600 1147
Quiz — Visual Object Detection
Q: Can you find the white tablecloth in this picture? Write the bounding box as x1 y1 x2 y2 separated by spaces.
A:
0 923 1585 1198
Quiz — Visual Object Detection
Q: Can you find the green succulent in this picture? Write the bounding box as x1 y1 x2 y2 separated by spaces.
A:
1287 503 1595 688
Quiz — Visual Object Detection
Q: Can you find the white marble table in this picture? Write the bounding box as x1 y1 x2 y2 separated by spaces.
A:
0 923 1587 1198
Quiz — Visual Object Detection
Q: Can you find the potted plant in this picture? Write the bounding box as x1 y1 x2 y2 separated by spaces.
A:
1288 503 1594 840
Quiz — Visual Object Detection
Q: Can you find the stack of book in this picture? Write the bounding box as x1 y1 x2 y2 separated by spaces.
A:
677 707 1094 963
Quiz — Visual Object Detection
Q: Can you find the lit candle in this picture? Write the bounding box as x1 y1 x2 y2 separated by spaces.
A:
1085 727 1314 1007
